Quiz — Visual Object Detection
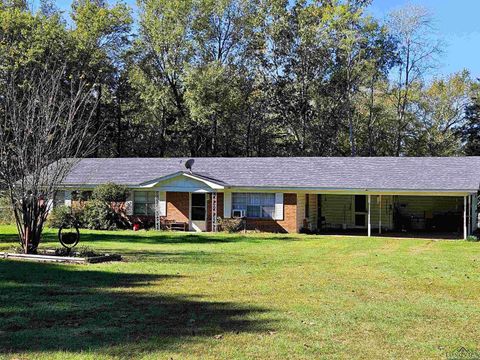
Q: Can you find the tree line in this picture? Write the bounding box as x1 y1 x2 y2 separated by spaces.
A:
1 0 480 158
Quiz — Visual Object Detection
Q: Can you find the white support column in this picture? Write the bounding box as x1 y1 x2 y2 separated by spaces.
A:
154 191 167 231
472 193 478 232
223 191 232 218
468 195 471 236
379 195 382 235
464 195 467 240
367 194 371 237
211 192 218 232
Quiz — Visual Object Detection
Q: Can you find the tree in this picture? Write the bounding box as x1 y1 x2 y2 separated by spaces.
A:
327 4 397 156
462 79 480 155
0 65 99 253
406 71 473 155
128 0 194 156
185 0 260 156
388 4 442 155
70 0 132 156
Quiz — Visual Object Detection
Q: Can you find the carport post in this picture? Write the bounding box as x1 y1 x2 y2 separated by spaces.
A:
379 195 382 235
464 195 467 240
367 194 371 237
467 195 472 236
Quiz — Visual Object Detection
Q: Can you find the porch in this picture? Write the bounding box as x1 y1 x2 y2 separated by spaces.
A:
144 191 223 232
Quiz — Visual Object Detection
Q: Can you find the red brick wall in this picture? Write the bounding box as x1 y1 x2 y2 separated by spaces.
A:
243 193 298 233
166 192 189 223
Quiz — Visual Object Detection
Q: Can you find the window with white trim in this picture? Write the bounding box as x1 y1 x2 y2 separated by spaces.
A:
232 193 276 219
134 191 156 216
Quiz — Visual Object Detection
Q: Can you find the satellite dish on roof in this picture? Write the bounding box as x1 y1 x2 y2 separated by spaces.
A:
185 159 195 173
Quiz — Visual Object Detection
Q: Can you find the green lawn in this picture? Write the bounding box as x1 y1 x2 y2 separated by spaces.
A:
0 225 479 359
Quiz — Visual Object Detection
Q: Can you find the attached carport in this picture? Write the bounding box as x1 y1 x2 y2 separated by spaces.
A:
302 190 478 239
292 157 480 239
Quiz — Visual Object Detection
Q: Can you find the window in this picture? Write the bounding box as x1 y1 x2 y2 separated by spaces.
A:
134 191 156 216
53 191 65 207
72 191 92 202
232 193 275 219
355 195 366 213
191 193 206 221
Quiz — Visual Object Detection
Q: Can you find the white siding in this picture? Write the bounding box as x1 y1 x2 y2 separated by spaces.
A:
320 194 394 230
321 195 354 228
371 195 394 230
395 196 462 217
157 176 213 193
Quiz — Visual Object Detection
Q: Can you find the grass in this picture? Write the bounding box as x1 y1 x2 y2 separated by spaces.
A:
0 225 480 359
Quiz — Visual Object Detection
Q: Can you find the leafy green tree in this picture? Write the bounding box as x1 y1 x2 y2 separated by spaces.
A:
462 80 480 155
406 71 473 156
185 0 260 155
70 0 132 156
128 0 194 156
92 183 128 202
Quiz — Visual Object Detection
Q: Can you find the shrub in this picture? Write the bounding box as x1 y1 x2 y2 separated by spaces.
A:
0 196 15 224
8 245 24 254
54 246 98 257
47 205 80 228
218 217 244 233
76 246 98 257
81 199 120 230
78 183 130 230
466 235 479 242
92 183 128 202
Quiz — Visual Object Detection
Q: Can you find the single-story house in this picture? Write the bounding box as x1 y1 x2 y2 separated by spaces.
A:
56 157 480 238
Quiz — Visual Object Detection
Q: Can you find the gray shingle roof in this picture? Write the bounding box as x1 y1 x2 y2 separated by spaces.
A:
62 157 480 191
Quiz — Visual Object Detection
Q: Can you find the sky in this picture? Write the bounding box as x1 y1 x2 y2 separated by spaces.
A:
38 0 480 79
367 0 480 79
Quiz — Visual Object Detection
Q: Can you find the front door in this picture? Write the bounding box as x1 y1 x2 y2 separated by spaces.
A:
354 195 367 228
191 193 207 231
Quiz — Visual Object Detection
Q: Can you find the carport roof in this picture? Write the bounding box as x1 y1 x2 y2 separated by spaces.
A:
60 157 480 192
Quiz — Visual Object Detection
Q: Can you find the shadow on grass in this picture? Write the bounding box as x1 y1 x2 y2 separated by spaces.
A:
0 229 296 245
0 261 271 357
75 232 296 245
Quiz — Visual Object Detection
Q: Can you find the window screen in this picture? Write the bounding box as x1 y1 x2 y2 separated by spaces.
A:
232 193 276 219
